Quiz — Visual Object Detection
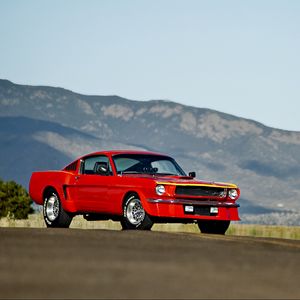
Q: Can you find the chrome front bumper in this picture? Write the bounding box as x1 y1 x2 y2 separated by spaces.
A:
147 198 239 207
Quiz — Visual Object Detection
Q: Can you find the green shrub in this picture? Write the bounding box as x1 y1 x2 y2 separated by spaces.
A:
0 178 33 219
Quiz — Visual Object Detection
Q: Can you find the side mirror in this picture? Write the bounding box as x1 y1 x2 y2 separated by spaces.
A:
189 171 196 178
94 162 109 175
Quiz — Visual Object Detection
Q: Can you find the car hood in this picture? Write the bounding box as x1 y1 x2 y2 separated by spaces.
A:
122 174 238 189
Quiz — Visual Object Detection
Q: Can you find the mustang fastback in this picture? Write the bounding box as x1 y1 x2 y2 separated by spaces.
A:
29 150 240 234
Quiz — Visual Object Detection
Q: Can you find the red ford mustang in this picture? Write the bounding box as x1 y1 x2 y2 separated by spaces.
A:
29 150 240 234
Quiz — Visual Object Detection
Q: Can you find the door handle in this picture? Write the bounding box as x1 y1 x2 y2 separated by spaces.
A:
75 176 80 180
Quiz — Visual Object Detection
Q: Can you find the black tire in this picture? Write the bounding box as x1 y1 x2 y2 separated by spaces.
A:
197 220 230 235
43 190 73 228
121 193 153 230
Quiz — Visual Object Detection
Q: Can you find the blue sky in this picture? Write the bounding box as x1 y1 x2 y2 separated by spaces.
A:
1 0 299 131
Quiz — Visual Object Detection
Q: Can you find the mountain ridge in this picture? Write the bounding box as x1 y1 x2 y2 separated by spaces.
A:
3 78 296 133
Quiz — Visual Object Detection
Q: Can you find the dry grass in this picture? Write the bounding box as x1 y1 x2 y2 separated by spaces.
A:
1 213 299 240
227 223 300 240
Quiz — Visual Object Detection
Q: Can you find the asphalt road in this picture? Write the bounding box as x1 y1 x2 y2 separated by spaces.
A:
0 228 300 299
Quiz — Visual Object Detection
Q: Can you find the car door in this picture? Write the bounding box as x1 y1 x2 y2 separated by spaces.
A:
73 155 113 213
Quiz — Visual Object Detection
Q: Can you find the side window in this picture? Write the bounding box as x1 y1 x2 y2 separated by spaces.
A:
83 155 112 175
64 160 78 172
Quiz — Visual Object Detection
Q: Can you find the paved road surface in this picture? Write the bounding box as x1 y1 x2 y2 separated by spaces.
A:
0 228 299 299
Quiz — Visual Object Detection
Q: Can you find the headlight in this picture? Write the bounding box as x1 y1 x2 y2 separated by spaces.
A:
156 185 165 196
228 189 238 200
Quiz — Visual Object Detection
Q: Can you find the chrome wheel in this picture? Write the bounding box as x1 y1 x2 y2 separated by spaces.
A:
46 194 59 222
125 197 145 225
43 190 73 228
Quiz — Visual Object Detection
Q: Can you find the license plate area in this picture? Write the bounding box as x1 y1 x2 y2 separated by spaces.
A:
184 205 218 216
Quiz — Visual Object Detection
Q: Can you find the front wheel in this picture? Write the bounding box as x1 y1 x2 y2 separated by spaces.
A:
43 190 73 228
197 220 230 235
121 194 153 230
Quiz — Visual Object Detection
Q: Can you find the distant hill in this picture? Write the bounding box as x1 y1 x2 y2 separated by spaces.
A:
1 79 300 225
0 116 145 186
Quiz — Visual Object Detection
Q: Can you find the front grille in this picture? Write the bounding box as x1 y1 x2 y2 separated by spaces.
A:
175 186 225 197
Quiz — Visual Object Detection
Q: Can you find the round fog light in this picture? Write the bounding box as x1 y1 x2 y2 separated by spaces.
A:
228 189 238 200
156 185 166 196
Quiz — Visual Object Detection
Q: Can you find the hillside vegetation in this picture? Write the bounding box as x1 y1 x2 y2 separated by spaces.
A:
0 178 33 219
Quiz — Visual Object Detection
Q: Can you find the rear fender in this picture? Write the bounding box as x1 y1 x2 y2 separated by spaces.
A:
42 185 77 214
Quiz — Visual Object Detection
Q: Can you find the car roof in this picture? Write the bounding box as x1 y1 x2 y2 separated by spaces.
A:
80 150 171 159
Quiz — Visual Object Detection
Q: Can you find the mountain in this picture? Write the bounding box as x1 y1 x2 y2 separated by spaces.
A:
1 79 300 225
0 116 146 186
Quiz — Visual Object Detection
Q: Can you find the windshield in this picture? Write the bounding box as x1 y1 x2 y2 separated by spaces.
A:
113 154 186 176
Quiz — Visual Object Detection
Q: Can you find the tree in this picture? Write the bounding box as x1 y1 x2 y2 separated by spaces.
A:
0 178 33 219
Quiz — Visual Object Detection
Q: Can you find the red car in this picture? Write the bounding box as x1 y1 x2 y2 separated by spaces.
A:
29 150 240 234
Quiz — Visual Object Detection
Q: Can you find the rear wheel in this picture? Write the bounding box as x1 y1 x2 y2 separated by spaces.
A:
197 220 230 235
43 190 72 228
121 194 153 230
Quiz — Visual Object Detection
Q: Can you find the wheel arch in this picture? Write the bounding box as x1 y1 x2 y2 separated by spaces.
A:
42 185 73 228
122 190 140 206
42 185 69 210
43 186 57 200
120 190 154 230
121 190 152 215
